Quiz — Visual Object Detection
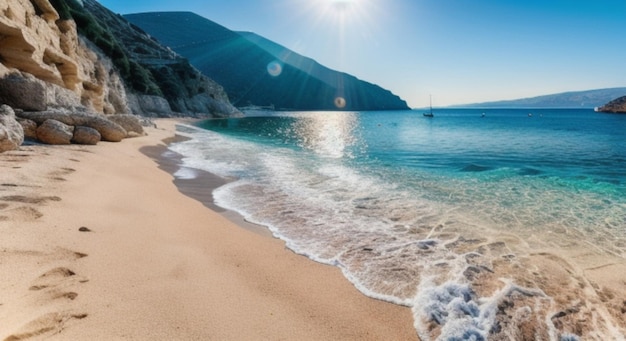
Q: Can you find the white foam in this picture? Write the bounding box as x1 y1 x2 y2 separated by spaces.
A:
168 119 626 340
173 167 199 180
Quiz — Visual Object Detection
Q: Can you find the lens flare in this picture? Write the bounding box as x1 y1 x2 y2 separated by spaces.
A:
334 96 347 108
267 61 283 77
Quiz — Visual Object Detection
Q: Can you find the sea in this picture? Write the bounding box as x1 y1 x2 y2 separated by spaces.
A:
168 108 626 340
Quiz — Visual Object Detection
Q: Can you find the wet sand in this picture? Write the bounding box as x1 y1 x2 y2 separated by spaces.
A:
0 119 418 340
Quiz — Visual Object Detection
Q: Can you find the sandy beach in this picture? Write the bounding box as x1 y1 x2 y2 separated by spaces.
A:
0 119 418 340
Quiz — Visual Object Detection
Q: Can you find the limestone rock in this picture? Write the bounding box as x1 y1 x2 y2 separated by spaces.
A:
0 0 240 118
82 0 240 117
0 0 130 114
0 105 24 152
70 113 127 142
127 94 173 117
107 114 145 137
37 119 73 145
18 110 127 142
17 118 38 140
72 126 100 145
0 73 47 111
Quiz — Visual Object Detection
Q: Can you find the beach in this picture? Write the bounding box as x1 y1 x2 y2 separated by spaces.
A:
168 110 626 340
0 119 418 340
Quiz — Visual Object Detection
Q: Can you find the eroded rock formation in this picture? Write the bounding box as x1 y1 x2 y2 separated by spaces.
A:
0 0 240 150
0 0 129 114
18 110 129 142
0 105 24 152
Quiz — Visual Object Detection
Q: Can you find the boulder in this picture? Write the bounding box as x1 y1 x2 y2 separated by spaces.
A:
18 110 127 142
17 118 38 140
0 105 24 152
70 113 127 142
72 126 101 145
36 119 74 145
107 114 145 137
0 73 47 111
16 110 74 125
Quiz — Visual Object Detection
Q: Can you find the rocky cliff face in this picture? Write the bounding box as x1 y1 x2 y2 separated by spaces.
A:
597 95 626 113
0 0 239 118
0 0 240 152
79 0 240 117
0 0 128 114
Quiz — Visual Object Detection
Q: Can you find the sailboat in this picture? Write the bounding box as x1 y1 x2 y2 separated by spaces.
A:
423 95 434 117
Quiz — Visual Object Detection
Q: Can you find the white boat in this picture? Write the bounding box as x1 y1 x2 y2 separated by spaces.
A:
423 95 434 117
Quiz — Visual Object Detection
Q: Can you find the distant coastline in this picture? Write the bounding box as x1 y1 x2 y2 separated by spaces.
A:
445 87 626 109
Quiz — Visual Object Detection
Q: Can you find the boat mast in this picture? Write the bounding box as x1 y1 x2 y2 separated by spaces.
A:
429 94 432 115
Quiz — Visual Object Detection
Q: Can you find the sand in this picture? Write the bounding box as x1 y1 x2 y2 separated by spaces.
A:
0 119 418 340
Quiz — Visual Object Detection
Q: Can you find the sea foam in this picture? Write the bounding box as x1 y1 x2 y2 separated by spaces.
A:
169 111 626 340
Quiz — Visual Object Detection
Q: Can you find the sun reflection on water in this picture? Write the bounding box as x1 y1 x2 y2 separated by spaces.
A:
290 112 360 159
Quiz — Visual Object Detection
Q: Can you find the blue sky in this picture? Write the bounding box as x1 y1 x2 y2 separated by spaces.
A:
97 0 626 108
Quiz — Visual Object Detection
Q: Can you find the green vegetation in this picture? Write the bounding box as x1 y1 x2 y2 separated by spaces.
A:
49 0 162 96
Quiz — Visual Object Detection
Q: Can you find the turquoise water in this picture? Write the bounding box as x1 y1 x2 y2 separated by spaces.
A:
170 109 626 340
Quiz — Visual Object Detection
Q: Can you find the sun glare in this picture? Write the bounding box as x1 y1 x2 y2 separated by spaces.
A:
328 0 357 12
325 0 360 18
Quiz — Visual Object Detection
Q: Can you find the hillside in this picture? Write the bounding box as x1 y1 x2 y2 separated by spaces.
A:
124 12 409 111
77 0 239 117
455 87 626 109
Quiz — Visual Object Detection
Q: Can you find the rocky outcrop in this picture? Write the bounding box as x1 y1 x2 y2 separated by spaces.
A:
18 118 38 140
597 95 626 113
126 94 172 117
18 110 128 142
0 105 24 152
0 0 240 152
71 125 100 145
0 0 129 114
107 114 145 137
0 0 239 121
36 119 74 144
79 0 241 117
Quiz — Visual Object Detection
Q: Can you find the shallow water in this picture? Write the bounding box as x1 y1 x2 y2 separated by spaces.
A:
170 109 626 340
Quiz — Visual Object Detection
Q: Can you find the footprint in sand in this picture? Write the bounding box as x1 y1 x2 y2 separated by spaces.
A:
50 291 79 301
47 167 76 182
0 196 61 221
29 267 88 291
0 206 43 221
0 195 61 204
5 265 90 340
3 311 88 341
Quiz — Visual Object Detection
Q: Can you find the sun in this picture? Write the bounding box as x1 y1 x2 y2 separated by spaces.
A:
327 0 358 13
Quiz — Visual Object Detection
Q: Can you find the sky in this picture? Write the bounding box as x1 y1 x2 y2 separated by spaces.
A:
97 0 626 108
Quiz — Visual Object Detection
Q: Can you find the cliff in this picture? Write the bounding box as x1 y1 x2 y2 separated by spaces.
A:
0 0 239 118
597 95 626 113
125 12 409 111
0 0 127 113
77 0 240 117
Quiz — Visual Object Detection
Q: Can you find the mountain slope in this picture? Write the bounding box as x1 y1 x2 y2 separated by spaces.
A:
124 12 409 111
78 0 239 117
238 31 353 89
456 88 626 108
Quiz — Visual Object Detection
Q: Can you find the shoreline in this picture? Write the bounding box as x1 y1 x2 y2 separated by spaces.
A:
140 136 273 238
153 117 626 340
0 118 418 340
